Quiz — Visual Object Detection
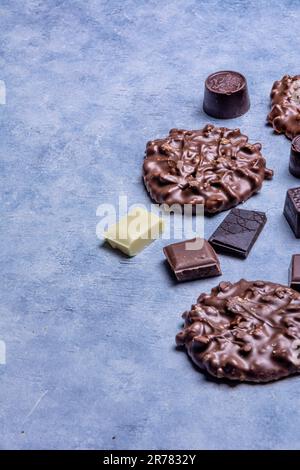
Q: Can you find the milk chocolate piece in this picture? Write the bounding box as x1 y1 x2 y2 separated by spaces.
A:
289 136 300 178
203 71 250 119
176 279 300 383
283 187 300 238
143 125 273 215
104 207 164 256
267 74 300 140
209 208 267 258
163 238 221 282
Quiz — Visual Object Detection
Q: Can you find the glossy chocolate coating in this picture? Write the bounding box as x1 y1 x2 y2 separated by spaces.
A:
176 279 300 383
209 208 267 259
289 255 300 293
289 136 300 178
143 125 273 214
283 187 300 238
163 238 221 282
203 71 250 119
267 75 300 140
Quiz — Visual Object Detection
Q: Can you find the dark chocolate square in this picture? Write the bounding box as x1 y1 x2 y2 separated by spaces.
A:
289 254 300 292
209 208 267 259
283 187 300 238
163 238 221 282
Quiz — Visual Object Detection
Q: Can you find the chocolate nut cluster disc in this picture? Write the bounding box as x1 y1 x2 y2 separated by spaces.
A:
176 280 300 383
268 74 300 139
143 125 273 214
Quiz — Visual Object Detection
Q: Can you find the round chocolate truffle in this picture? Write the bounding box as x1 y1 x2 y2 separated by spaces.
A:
290 135 300 178
203 71 250 119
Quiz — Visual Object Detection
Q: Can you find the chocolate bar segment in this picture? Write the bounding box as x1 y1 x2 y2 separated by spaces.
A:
209 208 267 258
283 187 300 238
289 254 300 292
203 71 250 119
104 207 164 256
163 238 221 282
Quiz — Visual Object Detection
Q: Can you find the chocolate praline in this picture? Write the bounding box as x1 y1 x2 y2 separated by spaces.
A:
203 71 250 119
289 135 300 178
283 187 300 238
289 254 300 292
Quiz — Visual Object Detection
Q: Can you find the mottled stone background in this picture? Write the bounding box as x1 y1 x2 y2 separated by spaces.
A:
0 0 300 450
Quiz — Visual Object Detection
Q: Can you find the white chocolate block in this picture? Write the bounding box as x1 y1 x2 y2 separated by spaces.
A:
104 207 164 256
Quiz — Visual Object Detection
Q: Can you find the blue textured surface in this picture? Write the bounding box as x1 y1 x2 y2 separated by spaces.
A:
1 0 300 450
